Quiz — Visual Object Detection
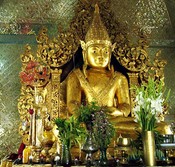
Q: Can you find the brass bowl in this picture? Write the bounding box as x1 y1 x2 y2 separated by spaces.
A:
117 137 132 147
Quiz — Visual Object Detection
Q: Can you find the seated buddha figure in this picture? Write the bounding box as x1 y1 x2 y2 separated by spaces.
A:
66 4 170 138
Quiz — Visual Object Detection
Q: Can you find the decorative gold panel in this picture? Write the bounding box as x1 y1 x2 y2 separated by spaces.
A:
0 0 173 38
111 0 171 36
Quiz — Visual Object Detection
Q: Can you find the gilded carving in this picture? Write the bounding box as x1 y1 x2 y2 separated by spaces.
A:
36 27 78 68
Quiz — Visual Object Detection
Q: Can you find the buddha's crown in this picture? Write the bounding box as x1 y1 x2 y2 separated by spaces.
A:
85 4 112 47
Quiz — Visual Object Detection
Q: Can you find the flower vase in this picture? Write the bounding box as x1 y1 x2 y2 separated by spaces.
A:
81 122 98 163
142 131 156 166
99 147 108 166
81 128 98 162
61 142 72 167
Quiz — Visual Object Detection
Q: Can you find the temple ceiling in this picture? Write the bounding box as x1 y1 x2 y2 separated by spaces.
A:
0 0 175 39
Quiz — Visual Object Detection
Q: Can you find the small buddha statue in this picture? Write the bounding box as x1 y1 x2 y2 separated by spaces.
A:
66 4 171 138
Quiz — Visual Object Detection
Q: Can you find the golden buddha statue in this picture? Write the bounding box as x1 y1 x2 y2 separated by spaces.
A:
66 4 135 137
66 4 171 138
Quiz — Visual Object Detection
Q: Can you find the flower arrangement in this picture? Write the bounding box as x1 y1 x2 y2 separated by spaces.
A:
92 108 115 149
133 78 170 131
19 60 50 87
75 101 101 128
75 101 115 149
54 116 87 148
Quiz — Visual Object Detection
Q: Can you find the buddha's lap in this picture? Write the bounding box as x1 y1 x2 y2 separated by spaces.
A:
109 116 171 139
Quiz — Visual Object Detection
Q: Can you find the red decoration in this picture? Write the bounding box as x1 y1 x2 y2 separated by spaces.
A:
19 71 35 85
18 142 25 158
28 108 34 115
19 60 50 86
26 60 38 70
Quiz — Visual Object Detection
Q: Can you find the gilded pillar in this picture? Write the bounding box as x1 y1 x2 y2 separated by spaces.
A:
50 69 62 119
127 72 139 116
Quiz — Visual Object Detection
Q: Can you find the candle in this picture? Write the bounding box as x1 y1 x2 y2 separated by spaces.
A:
28 108 34 145
32 110 36 146
35 118 43 147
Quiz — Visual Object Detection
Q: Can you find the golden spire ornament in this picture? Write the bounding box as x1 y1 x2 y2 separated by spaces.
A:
81 4 112 49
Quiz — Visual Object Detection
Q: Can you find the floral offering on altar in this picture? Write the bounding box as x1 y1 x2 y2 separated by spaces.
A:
132 78 170 131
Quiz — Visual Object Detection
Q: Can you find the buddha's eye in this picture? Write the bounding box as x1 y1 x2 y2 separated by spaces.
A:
102 48 110 54
93 50 96 53
103 50 108 54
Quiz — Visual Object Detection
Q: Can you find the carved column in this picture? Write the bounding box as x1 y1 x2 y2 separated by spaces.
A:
127 72 139 116
50 69 62 119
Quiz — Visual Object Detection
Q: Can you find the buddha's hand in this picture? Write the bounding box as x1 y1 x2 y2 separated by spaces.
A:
107 106 124 117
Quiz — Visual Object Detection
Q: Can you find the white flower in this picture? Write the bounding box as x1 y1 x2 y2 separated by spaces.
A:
151 97 163 112
132 78 169 131
133 105 140 122
135 92 145 106
133 105 140 113
147 97 152 103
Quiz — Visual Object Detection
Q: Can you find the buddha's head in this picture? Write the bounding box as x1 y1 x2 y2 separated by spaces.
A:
81 4 115 72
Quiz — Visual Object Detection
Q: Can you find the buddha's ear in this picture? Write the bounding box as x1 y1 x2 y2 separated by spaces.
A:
80 40 87 63
111 42 116 52
80 40 88 78
82 49 87 65
80 40 86 50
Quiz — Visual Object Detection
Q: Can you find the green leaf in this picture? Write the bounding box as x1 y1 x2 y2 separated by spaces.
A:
54 115 87 148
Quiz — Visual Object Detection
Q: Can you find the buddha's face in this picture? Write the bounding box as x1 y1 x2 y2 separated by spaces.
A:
86 43 111 68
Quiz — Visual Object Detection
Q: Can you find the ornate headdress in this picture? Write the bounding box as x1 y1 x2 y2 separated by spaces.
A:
81 4 112 49
81 4 114 77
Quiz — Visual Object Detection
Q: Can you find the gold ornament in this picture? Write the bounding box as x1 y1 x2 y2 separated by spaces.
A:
82 4 112 49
